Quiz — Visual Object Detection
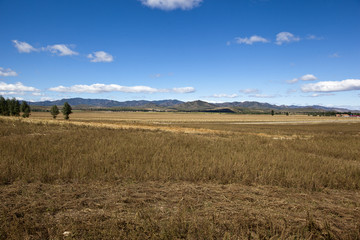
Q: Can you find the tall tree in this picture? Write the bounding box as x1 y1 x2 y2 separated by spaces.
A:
14 99 21 116
9 98 19 116
50 105 60 119
20 101 31 118
4 99 11 116
62 102 72 120
0 96 6 116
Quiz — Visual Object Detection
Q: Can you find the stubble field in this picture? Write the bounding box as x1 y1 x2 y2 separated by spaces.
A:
1 112 360 239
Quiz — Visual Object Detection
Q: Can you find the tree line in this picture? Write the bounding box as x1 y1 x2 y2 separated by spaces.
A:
0 96 31 118
0 96 73 120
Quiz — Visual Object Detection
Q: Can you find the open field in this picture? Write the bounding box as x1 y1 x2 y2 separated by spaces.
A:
1 112 360 239
28 111 360 124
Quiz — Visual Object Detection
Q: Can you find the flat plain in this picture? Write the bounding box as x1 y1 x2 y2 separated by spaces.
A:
1 112 360 239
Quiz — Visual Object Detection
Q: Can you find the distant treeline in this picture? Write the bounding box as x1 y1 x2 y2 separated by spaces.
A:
0 96 31 118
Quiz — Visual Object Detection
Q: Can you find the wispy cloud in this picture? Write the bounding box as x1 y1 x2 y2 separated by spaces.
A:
287 89 297 94
248 94 277 98
12 40 78 56
301 79 360 92
329 53 340 58
209 93 239 98
49 83 195 94
287 74 317 84
0 67 18 77
172 87 195 93
275 32 300 45
235 35 269 45
308 93 335 97
150 73 162 78
0 82 39 95
306 34 323 40
140 0 203 10
87 51 114 62
12 40 37 53
45 44 78 56
240 88 259 94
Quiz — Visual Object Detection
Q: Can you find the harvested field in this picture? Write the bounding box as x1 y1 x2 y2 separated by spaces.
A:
1 113 360 239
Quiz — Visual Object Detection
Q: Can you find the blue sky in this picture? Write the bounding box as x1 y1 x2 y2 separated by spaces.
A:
1 0 359 109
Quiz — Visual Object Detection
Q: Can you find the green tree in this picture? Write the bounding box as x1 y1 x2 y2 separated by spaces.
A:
0 96 6 116
9 98 20 116
271 110 275 116
20 101 31 118
3 99 11 116
50 105 60 119
62 102 72 120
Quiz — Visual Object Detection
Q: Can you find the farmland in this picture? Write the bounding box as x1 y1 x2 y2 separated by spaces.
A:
1 112 360 239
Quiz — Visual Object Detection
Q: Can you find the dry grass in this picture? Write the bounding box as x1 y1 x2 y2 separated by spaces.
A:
1 113 360 239
29 111 360 124
1 182 360 239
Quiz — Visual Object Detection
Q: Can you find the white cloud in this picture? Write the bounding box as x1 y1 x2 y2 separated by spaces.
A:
248 94 277 98
45 44 78 56
172 87 195 93
275 32 300 45
300 74 317 81
287 74 317 84
140 0 202 10
49 83 195 94
210 94 239 98
12 40 37 53
235 35 269 45
0 82 39 94
301 79 360 92
309 93 335 97
240 88 259 94
87 51 114 62
0 67 18 77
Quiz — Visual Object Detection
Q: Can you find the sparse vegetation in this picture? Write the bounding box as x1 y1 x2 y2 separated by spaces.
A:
0 113 359 239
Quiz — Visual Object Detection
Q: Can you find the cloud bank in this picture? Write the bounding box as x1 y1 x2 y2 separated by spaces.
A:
0 82 39 94
140 0 202 10
49 83 195 94
301 79 360 92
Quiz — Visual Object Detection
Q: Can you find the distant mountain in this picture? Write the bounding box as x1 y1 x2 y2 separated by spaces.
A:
216 101 282 109
30 98 183 108
172 100 218 111
29 98 355 112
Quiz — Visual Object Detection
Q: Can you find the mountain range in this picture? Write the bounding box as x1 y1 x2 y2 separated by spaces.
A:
29 98 354 113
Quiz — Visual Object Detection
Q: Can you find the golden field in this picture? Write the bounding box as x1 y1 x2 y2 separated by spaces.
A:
1 112 360 239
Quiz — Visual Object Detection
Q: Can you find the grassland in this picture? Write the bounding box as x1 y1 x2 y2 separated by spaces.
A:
1 112 360 239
